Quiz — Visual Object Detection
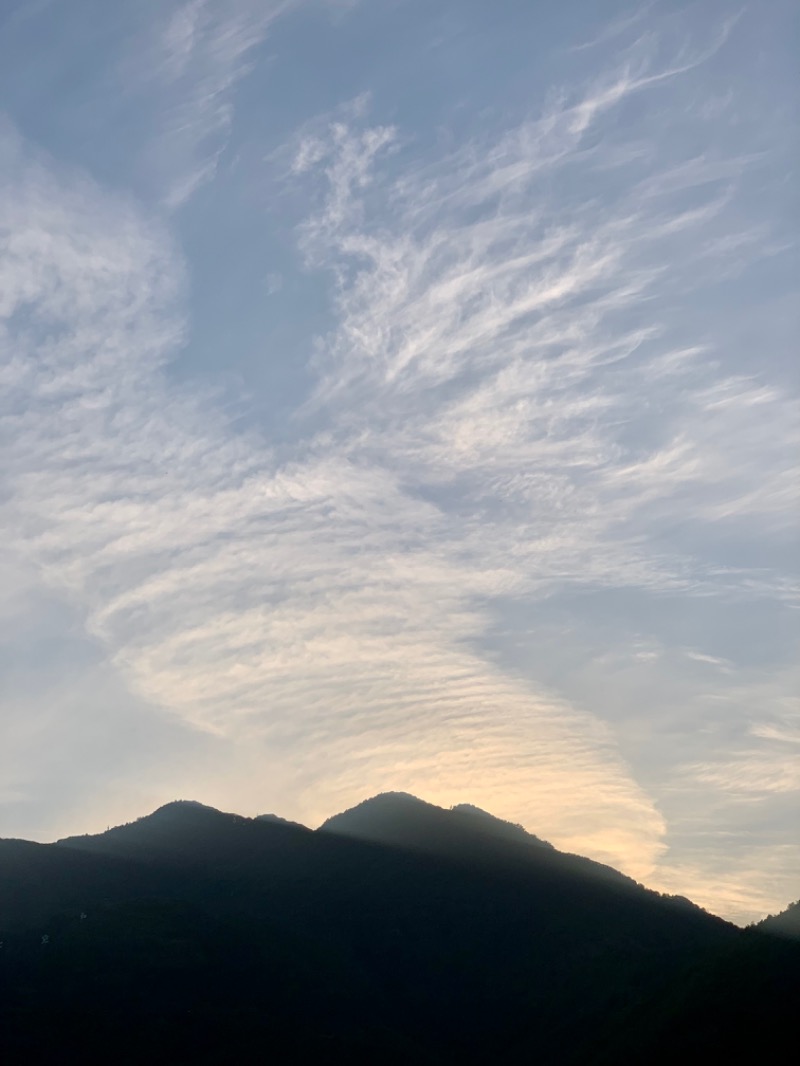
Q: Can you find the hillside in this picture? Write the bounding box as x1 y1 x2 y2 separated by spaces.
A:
0 794 797 1064
757 898 800 939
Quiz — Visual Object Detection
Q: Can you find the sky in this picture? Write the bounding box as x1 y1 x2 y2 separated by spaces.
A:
0 0 797 925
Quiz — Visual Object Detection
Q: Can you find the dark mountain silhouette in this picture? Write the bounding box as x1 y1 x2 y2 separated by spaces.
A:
0 838 162 932
1 793 798 1064
320 792 645 889
450 802 554 848
757 898 800 939
321 791 556 856
254 812 307 829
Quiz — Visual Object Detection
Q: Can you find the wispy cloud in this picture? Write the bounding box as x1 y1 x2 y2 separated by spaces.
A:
119 0 297 207
684 650 732 670
0 107 667 875
289 76 796 608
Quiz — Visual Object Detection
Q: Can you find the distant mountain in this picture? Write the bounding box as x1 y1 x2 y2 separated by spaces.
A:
1 793 798 1064
321 791 555 853
55 799 279 864
757 898 800 939
321 791 653 894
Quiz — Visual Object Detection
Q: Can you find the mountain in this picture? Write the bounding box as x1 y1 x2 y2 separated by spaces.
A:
57 799 318 863
321 791 555 854
757 898 800 939
254 812 307 829
0 837 163 933
1 793 798 1064
320 792 635 885
450 802 554 847
318 792 703 905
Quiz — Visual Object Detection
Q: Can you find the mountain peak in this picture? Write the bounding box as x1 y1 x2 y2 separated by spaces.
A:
149 800 223 818
319 792 559 865
337 791 429 808
55 800 244 860
319 792 436 831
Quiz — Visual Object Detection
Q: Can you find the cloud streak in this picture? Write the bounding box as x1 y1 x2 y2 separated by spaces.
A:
116 0 298 207
0 101 669 875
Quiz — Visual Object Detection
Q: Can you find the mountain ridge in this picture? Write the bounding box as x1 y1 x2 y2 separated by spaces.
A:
2 791 798 1064
757 898 800 939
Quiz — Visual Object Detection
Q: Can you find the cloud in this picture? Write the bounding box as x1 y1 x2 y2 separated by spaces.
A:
684 650 731 669
0 114 669 876
289 86 796 607
117 0 298 207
